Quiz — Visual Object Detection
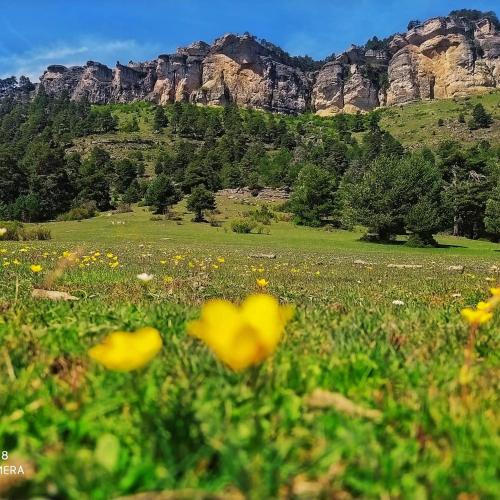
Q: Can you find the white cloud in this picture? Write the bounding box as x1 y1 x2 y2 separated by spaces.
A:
0 37 161 80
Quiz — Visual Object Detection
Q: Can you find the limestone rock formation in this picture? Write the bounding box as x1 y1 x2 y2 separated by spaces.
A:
386 16 500 105
312 46 389 115
12 14 499 114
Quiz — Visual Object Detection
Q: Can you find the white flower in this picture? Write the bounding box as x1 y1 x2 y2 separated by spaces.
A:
0 228 7 237
137 273 154 282
451 293 462 298
392 300 405 306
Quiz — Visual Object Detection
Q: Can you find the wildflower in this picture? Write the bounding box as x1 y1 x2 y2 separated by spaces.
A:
106 253 114 259
0 228 6 237
461 307 493 326
30 264 43 273
490 287 500 297
163 276 174 284
476 301 493 312
137 273 154 282
88 327 162 371
217 257 225 263
188 294 293 371
392 300 405 306
109 261 119 268
256 278 269 288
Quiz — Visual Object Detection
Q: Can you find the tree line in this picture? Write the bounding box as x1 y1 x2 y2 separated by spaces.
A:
0 90 498 244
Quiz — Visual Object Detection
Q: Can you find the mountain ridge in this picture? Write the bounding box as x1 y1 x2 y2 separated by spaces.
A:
1 13 499 114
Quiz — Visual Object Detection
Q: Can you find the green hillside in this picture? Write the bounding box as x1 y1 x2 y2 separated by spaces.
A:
379 91 500 147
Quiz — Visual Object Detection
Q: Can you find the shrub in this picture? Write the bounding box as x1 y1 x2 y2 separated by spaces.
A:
21 226 51 241
57 201 97 221
249 204 275 225
0 221 51 241
115 203 133 214
231 219 256 234
0 220 23 240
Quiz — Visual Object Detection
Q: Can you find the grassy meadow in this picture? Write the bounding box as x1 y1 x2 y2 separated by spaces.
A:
1 197 499 499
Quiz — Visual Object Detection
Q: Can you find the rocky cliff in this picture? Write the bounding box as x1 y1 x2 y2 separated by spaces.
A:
386 17 500 106
2 14 499 114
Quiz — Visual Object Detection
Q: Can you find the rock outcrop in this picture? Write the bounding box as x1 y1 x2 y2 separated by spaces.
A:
386 16 500 105
6 14 499 114
312 46 389 115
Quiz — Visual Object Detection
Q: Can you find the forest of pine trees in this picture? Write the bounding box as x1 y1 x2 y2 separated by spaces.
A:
0 89 499 245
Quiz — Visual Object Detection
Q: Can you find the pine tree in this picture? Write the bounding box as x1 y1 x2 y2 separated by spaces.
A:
153 105 168 131
187 185 216 222
144 174 182 214
468 103 493 130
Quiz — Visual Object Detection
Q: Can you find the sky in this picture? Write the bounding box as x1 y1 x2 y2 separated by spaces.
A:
0 1 498 80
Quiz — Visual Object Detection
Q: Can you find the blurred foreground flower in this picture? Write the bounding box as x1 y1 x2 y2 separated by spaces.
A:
461 287 499 327
89 327 162 371
188 294 293 371
461 308 492 325
0 228 6 237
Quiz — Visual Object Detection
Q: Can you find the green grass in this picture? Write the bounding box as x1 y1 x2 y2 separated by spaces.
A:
0 200 499 499
379 91 500 147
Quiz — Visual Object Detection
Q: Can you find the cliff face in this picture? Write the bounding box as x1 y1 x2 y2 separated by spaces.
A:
38 34 313 113
312 46 389 115
3 14 499 113
386 17 500 106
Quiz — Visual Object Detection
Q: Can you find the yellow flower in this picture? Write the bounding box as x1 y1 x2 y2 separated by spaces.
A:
109 261 119 268
461 307 493 326
106 253 114 259
88 327 162 371
188 294 293 371
476 301 493 312
217 257 225 263
163 275 174 284
490 287 500 297
256 278 269 288
30 264 43 273
0 228 6 237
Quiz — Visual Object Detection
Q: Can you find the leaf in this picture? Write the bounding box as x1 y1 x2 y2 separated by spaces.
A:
95 433 120 472
305 389 382 421
32 289 79 301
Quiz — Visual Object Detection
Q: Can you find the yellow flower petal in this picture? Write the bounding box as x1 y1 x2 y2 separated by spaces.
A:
89 327 162 371
188 295 293 371
461 307 493 326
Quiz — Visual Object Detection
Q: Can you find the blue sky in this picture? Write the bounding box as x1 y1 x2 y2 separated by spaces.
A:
0 1 498 80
